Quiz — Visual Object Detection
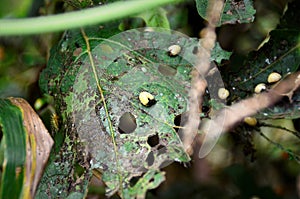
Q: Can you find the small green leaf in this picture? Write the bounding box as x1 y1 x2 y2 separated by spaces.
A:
123 170 165 199
195 0 256 26
211 42 232 64
136 8 170 29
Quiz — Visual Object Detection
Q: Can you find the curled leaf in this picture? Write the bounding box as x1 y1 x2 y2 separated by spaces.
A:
9 97 54 198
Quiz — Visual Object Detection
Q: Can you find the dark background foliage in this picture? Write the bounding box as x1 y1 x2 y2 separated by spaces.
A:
0 0 300 198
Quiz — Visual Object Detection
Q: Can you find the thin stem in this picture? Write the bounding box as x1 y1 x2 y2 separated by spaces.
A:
259 122 300 139
259 131 300 162
0 0 181 36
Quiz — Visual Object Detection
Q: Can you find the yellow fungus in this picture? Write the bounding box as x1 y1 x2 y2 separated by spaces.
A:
254 83 266 93
267 72 281 83
139 91 156 106
218 88 230 100
168 45 181 56
244 117 257 126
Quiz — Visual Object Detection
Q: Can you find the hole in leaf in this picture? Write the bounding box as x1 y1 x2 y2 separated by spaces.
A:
147 134 159 147
173 112 188 132
174 112 190 141
173 114 181 128
118 112 137 134
129 176 141 187
158 65 177 76
146 151 154 166
201 105 210 118
202 105 210 113
149 177 154 183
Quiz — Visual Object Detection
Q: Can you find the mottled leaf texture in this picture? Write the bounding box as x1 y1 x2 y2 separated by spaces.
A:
39 24 231 198
63 0 119 9
196 0 256 26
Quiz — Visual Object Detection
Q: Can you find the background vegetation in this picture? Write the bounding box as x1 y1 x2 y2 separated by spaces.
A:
0 0 299 198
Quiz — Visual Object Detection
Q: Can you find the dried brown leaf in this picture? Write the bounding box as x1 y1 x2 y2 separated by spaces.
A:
9 97 54 198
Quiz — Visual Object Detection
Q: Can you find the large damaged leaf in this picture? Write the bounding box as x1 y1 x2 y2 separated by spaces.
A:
39 25 231 198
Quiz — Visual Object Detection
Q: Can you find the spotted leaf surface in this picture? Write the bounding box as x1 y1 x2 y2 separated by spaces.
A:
196 0 256 26
39 24 231 197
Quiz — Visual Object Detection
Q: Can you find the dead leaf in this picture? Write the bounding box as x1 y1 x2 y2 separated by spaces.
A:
9 97 54 198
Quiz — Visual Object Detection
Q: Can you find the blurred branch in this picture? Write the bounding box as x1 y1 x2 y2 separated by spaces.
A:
0 0 182 36
220 71 299 130
183 0 224 155
201 71 300 141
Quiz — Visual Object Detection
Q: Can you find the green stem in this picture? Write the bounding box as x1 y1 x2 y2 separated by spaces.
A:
0 0 181 36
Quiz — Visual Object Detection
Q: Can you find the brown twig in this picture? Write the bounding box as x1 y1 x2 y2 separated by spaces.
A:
198 71 300 157
183 0 224 155
208 72 300 132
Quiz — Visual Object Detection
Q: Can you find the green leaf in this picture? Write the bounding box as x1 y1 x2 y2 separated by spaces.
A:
70 27 193 197
39 17 233 196
65 0 123 9
211 42 232 64
35 129 91 199
224 28 300 119
40 26 192 198
0 99 26 199
122 170 165 199
66 192 85 199
195 0 256 26
136 7 170 29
